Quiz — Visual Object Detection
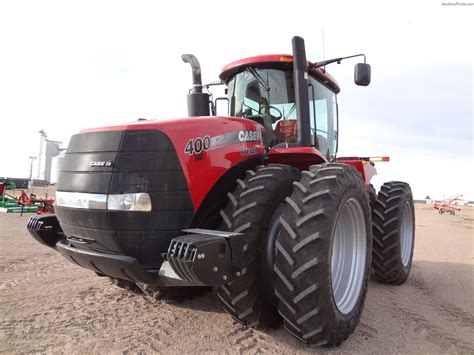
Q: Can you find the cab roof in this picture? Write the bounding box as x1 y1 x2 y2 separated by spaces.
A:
219 54 340 93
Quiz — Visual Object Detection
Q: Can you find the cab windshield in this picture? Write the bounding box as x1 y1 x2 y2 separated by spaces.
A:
227 68 338 159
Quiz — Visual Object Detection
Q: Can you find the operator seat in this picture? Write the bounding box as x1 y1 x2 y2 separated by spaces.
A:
274 120 298 144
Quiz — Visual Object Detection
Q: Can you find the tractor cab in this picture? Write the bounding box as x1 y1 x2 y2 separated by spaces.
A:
219 55 340 160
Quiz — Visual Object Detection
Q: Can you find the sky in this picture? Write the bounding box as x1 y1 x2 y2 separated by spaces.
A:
0 0 472 200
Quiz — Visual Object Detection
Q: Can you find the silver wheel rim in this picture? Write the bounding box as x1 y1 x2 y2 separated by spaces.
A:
400 201 414 267
331 198 367 315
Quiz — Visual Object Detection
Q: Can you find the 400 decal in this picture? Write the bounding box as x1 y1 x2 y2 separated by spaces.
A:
184 136 211 155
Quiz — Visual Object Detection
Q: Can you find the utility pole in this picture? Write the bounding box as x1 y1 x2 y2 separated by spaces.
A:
28 156 37 189
37 130 47 180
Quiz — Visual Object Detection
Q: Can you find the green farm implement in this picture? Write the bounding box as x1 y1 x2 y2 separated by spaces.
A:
0 182 54 214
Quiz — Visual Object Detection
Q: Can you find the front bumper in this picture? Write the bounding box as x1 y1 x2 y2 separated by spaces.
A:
27 215 244 287
27 214 195 286
56 241 193 286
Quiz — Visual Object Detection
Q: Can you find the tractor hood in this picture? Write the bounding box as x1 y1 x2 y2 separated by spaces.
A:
76 116 265 208
56 116 265 267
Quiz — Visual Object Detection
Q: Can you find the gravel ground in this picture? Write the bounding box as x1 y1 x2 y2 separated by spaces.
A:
0 205 473 354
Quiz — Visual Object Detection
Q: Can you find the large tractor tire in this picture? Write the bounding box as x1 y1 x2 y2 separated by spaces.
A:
273 163 372 346
368 184 377 211
217 164 300 327
372 181 415 284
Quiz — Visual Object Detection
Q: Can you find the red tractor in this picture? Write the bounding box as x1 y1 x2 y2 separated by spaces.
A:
27 36 415 346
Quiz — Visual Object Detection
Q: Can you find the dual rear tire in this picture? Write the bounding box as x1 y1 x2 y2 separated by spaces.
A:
272 176 416 345
372 181 415 284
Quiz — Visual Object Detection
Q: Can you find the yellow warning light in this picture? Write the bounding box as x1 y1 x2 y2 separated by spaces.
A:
280 56 293 62
369 157 390 162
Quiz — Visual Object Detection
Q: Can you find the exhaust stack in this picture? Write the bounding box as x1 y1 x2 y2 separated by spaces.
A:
291 36 312 147
182 54 210 117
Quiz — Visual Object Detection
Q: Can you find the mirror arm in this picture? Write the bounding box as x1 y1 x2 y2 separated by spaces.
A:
313 53 366 68
202 80 223 88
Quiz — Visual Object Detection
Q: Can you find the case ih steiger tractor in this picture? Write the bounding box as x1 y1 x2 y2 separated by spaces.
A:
27 36 415 346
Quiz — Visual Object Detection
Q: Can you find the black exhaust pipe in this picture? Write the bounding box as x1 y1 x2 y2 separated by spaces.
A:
182 54 210 117
292 36 312 147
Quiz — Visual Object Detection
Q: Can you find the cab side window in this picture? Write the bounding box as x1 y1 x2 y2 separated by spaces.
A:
308 77 338 159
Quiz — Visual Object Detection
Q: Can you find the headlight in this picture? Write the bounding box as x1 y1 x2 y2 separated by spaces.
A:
55 191 152 211
56 192 107 209
107 193 152 211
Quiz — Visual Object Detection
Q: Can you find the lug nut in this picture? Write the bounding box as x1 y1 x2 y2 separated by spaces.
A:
213 266 218 272
222 275 227 281
197 253 205 259
235 272 241 277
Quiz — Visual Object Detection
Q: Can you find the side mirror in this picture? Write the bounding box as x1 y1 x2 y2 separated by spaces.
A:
354 63 371 86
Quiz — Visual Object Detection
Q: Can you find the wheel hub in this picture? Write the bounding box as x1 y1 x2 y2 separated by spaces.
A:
400 201 414 267
331 198 367 315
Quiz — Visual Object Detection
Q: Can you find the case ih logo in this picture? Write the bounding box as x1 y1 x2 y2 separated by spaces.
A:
238 130 262 142
89 161 113 167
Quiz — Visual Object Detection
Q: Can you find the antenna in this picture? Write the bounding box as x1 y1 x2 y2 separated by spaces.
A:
322 27 326 61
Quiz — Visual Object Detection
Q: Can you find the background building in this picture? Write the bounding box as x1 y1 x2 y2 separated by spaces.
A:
36 130 63 184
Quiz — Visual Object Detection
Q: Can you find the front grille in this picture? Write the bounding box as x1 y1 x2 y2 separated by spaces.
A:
55 129 194 267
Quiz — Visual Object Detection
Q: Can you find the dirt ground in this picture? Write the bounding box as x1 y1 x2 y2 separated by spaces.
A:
0 205 473 354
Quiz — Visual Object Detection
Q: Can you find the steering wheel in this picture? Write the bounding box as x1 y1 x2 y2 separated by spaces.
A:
259 105 282 123
269 106 282 122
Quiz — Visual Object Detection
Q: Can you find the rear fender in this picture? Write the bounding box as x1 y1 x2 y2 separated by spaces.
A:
267 146 327 171
337 159 377 187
